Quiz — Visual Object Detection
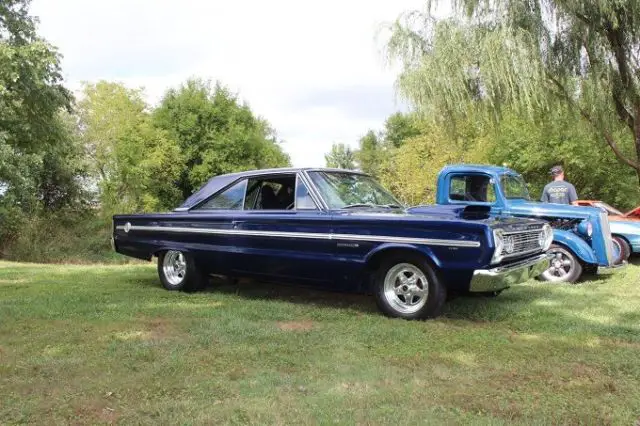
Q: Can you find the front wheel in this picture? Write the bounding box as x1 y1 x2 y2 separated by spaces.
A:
612 236 630 264
157 250 206 292
538 244 582 284
373 254 446 320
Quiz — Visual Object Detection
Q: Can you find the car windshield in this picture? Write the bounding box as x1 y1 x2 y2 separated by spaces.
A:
307 171 403 209
595 202 623 216
500 174 530 200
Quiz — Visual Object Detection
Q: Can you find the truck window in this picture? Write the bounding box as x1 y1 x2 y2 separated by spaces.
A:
449 175 496 203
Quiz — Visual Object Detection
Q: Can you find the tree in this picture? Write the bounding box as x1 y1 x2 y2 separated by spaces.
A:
153 79 290 199
355 130 381 176
382 112 421 149
325 143 356 169
76 81 183 212
386 0 640 183
0 0 79 243
378 121 489 205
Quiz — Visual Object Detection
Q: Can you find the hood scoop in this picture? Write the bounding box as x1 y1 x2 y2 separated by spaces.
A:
406 204 491 220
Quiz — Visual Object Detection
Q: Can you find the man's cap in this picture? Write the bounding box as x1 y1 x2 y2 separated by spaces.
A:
550 165 564 176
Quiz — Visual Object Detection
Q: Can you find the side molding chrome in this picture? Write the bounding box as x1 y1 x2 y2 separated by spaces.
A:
115 224 481 248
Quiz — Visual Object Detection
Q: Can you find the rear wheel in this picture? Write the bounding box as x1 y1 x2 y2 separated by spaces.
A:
539 244 582 284
373 254 446 320
157 250 206 292
612 236 630 264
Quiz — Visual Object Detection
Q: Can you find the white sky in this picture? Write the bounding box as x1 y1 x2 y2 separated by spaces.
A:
30 0 428 167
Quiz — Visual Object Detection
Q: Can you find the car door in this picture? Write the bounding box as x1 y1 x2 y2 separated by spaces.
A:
184 178 247 276
230 172 337 286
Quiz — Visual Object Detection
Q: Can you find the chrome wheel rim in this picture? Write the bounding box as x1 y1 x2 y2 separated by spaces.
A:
163 250 187 286
541 248 575 282
383 263 429 314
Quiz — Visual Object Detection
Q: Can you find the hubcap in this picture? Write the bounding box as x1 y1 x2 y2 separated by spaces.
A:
541 248 574 282
383 263 429 314
163 250 187 286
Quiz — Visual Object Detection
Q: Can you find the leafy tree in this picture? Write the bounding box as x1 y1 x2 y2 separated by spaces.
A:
153 79 290 199
355 130 381 176
0 0 79 244
487 108 640 210
378 121 489 205
325 143 356 169
76 81 182 212
382 112 421 149
386 0 640 182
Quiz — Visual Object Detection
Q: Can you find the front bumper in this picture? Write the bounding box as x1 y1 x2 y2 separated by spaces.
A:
469 253 552 292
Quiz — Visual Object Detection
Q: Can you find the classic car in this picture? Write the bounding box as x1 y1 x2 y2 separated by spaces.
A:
431 165 623 283
112 167 553 320
573 200 640 260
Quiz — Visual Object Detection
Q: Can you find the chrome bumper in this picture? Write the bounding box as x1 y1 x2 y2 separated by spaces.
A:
469 253 552 292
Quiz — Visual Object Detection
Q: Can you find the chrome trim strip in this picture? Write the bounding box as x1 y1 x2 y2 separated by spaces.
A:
117 224 481 248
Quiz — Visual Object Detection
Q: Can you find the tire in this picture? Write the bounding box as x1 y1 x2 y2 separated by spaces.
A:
157 250 206 292
538 244 582 284
372 254 446 320
612 236 630 264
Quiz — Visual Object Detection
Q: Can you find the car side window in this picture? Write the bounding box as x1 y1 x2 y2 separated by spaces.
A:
449 174 495 203
196 179 247 210
244 175 296 210
295 178 318 210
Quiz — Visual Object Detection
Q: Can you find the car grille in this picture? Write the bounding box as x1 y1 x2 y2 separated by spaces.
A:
599 211 615 266
501 228 543 259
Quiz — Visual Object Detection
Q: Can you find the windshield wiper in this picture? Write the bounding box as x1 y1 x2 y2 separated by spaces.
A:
342 203 403 209
342 203 376 209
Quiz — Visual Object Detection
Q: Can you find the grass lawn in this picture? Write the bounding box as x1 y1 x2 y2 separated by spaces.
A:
0 260 639 425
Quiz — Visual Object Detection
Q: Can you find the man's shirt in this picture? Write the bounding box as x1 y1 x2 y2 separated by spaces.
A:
540 181 578 204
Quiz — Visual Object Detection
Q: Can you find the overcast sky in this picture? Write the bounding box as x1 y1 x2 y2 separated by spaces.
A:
30 0 428 167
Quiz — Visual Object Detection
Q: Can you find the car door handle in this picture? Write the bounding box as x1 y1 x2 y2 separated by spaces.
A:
231 220 246 229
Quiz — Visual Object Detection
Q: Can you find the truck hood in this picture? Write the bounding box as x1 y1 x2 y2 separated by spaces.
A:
504 199 602 220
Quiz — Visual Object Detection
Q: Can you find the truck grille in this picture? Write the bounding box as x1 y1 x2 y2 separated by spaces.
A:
501 228 543 259
599 211 615 266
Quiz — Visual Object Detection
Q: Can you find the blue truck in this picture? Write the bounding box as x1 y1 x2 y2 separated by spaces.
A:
431 164 622 283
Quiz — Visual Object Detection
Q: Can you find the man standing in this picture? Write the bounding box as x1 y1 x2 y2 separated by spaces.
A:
540 165 578 204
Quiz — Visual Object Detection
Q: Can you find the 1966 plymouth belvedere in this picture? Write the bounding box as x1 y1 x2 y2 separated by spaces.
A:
112 168 553 319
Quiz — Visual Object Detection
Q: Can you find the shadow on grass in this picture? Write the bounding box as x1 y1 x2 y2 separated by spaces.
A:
126 269 638 339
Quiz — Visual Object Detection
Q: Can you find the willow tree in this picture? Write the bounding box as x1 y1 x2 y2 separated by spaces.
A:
386 0 640 182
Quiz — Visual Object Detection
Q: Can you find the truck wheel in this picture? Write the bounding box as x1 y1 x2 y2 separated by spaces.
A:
373 254 446 320
612 236 630 263
157 250 205 292
539 244 582 284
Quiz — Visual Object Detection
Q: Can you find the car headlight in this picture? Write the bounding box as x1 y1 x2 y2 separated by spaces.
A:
491 229 505 264
577 220 593 237
539 224 553 251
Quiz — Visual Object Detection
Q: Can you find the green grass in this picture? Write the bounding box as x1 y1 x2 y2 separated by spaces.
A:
1 260 639 425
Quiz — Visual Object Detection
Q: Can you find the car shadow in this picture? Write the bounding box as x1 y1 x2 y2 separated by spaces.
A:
202 276 381 314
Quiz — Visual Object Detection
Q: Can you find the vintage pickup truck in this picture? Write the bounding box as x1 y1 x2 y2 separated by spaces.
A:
112 167 552 319
433 164 621 283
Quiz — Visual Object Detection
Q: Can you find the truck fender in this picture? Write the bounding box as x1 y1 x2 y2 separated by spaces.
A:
552 229 597 265
364 243 442 270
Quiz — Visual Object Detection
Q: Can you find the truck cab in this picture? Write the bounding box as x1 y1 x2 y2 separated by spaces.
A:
431 164 621 283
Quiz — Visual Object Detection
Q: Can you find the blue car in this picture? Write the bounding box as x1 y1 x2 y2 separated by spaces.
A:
112 168 552 319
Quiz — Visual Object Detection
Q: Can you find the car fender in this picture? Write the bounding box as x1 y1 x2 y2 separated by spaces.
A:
553 229 597 264
609 221 640 253
364 243 442 270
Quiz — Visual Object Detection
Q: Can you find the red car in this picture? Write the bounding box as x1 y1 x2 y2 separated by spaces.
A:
572 200 640 221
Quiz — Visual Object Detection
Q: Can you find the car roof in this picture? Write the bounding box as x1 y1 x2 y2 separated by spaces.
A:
177 167 367 210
